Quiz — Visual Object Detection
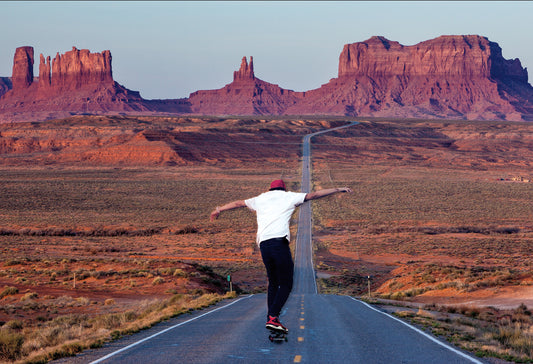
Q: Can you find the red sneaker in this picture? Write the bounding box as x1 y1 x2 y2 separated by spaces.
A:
266 315 288 333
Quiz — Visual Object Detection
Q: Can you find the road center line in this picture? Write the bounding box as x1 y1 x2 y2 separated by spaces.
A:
90 295 254 364
350 297 484 364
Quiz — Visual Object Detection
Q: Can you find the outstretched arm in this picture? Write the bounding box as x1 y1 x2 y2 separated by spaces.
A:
210 200 247 221
304 187 352 202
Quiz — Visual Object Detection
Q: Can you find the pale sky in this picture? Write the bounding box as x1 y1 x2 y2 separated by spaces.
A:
1 1 532 100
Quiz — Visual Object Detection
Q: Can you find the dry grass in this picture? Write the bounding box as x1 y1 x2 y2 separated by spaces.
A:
1 292 235 364
372 301 533 363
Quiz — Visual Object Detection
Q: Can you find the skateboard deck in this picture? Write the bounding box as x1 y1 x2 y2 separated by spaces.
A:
268 328 288 342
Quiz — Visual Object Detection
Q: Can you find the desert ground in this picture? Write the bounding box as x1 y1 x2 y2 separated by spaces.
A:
1 115 532 363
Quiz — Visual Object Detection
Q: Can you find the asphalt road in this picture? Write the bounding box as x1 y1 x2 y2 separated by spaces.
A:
57 122 486 364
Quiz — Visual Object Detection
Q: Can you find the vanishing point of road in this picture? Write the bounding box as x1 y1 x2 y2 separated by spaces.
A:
57 121 486 364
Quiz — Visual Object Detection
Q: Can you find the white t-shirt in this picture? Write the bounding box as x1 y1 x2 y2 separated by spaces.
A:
245 190 307 245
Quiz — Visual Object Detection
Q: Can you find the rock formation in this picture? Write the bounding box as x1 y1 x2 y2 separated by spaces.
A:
46 47 113 92
39 54 51 90
188 56 301 115
283 35 533 120
186 35 533 121
233 56 255 81
337 35 517 78
0 46 190 122
1 35 532 122
0 77 11 98
11 46 34 92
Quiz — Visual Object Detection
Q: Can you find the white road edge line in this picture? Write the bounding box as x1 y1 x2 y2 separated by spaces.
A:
350 297 484 364
90 294 254 364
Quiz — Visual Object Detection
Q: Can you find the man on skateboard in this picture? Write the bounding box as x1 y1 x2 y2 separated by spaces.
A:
210 179 352 333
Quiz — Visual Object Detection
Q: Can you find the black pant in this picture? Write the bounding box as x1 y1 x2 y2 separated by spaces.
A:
259 237 294 318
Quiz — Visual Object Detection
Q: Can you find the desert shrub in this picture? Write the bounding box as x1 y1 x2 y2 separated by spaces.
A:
515 303 532 317
97 313 124 330
0 329 24 361
152 276 164 285
0 286 18 298
173 268 188 278
404 287 427 297
48 342 84 361
169 294 187 305
75 297 90 306
4 320 23 331
175 225 199 235
390 291 405 300
158 267 174 275
3 259 22 266
21 292 38 301
74 270 91 280
493 323 533 357
37 326 64 347
123 311 138 322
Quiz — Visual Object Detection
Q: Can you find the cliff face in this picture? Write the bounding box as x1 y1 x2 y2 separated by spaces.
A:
7 46 115 99
12 46 34 92
0 46 188 122
0 77 11 98
282 35 533 120
336 35 527 79
46 47 113 92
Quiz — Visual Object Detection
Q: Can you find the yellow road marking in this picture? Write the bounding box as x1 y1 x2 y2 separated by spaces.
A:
298 337 304 342
300 325 305 329
294 355 302 363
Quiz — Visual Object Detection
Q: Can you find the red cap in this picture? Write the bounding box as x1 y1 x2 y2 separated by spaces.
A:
270 179 286 190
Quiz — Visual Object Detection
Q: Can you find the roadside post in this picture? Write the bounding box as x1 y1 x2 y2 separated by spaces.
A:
227 274 232 293
367 276 371 298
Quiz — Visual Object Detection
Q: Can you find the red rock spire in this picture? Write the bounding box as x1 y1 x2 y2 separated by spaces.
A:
233 56 255 81
12 46 34 91
39 54 52 89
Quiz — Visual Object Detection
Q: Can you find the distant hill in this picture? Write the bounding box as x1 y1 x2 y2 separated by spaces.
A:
1 35 532 122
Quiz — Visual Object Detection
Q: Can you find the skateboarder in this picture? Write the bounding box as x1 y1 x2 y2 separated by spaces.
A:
210 179 352 333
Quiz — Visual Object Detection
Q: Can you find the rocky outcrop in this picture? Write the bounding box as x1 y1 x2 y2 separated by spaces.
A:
233 56 255 81
0 77 11 98
188 56 301 115
0 46 190 122
44 47 113 92
1 35 532 122
336 35 525 79
11 46 34 92
282 35 533 120
185 35 533 121
39 54 51 90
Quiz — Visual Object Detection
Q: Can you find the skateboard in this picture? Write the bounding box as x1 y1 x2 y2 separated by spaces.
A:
268 328 288 342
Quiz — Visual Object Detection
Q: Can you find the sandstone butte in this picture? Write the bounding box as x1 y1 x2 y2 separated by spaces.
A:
1 35 533 123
